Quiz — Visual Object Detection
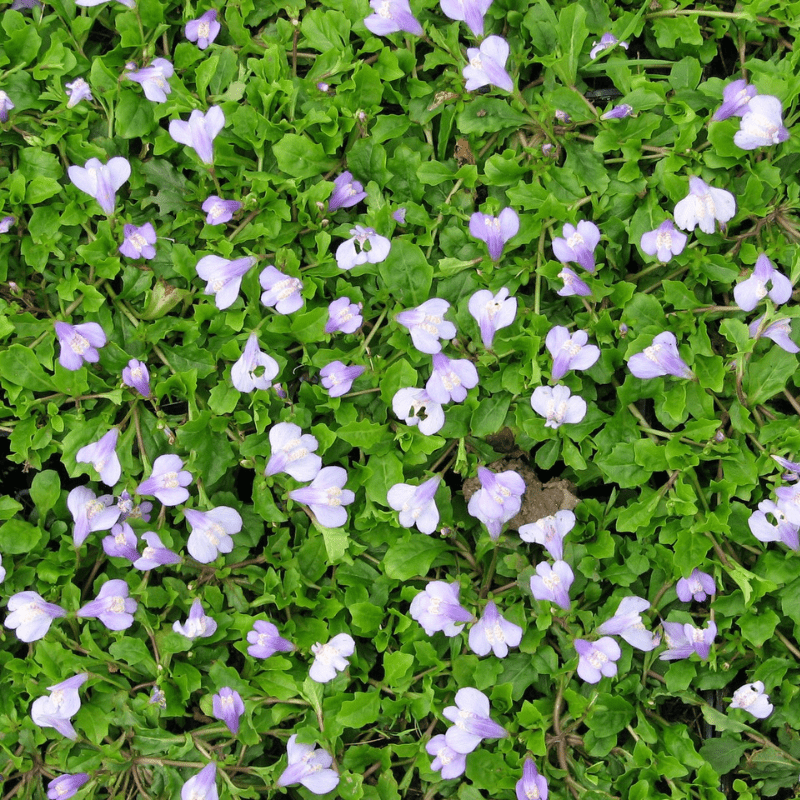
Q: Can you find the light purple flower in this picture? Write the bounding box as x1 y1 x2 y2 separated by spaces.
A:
775 483 800 526
202 195 241 225
600 103 633 120
173 598 217 639
67 486 120 546
277 735 339 795
328 171 367 211
68 157 131 215
467 466 525 540
469 208 519 260
748 499 799 550
713 79 757 121
557 267 591 297
393 207 407 224
181 764 218 800
325 297 363 334
231 333 280 392
136 453 193 506
149 686 167 708
212 687 244 734
31 674 88 740
468 600 523 658
0 215 14 233
335 225 391 270
552 221 601 272
440 0 492 36
364 0 424 36
735 95 789 149
426 353 479 404
733 253 792 311
265 422 321 482
117 490 152 522
75 0 135 7
196 254 256 310
516 758 548 800
185 9 220 49
102 522 140 563
320 361 366 397
730 681 773 719
392 387 445 435
443 687 508 754
54 320 107 371
530 560 573 610
246 619 295 658
126 58 174 103
133 531 181 570
409 580 472 636
0 91 14 122
387 476 440 534
119 222 156 260
396 298 457 354
77 579 137 631
463 35 513 93
545 326 600 381
185 506 243 563
518 510 575 560
309 632 355 683
76 428 121 487
574 637 621 683
169 106 225 165
590 33 628 59
773 455 800 481
47 774 90 800
122 358 151 398
5 591 66 642
555 109 571 123
317 82 330 92
65 78 92 108
596 596 658 651
659 620 716 660
640 220 687 263
0 553 5 583
676 569 716 602
259 265 304 314
426 735 467 780
468 287 517 348
289 466 355 528
674 177 736 234
749 316 799 353
627 331 693 379
530 385 587 428
11 0 42 9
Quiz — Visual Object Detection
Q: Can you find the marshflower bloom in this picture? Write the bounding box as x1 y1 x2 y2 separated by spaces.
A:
410 580 472 636
76 429 121 487
325 297 363 334
600 104 633 120
136 454 193 506
518 510 575 560
440 0 493 36
574 637 621 683
68 486 120 546
468 600 523 658
387 476 440 534
259 265 304 314
68 157 131 214
31 674 88 740
392 387 445 435
676 569 716 602
530 560 574 610
469 208 519 260
516 758 548 800
530 385 587 428
184 506 243 563
0 215 14 233
545 326 600 381
674 177 736 234
730 681 773 719
181 764 218 800
246 619 295 658
125 58 174 103
47 774 90 800
169 106 225 165
277 735 339 795
467 466 525 540
65 78 92 108
266 422 322 482
75 0 135 7
117 490 152 522
627 331 693 379
596 596 658 651
772 455 800 482
468 287 516 347
735 95 789 149
775 483 800 526
213 687 245 734
102 522 140 563
659 620 716 661
149 686 167 708
122 358 151 398
590 33 628 59
196 254 257 310
396 298 457 354
0 90 14 122
309 632 356 683
320 361 366 397
328 171 367 211
747 499 799 551
552 221 601 272
54 321 107 371
185 10 220 49
426 353 478 404
443 687 508 754
733 253 792 312
463 35 513 92
77 579 137 630
0 553 5 583
749 316 799 353
713 79 757 121
289 466 355 528
231 333 280 392
202 195 242 225
426 735 467 780
133 531 181 570
640 220 687 263
5 591 66 642
119 222 156 259
557 267 591 297
364 0 423 36
173 598 217 639
335 225 391 270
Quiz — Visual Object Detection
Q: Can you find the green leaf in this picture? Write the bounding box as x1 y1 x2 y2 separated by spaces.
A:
116 92 156 139
378 240 433 307
0 345 55 392
745 346 796 404
738 608 780 647
674 527 712 574
384 534 449 580
555 3 588 85
338 691 381 728
456 98 530 135
596 442 651 488
30 470 60 518
0 519 42 554
274 133 337 179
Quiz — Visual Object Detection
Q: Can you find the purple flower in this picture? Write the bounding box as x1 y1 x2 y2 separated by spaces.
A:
426 735 466 780
596 596 658 651
119 222 156 260
600 103 633 120
426 353 479 404
674 177 736 234
259 265 304 314
76 428 121 487
75 0 135 7
530 560 573 610
278 735 339 795
387 476 440 534
265 422 322 482
392 388 445 435
530 385 587 428
640 220 687 263
30 674 88 740
169 106 225 165
557 267 591 297
627 331 693 379
289 466 355 528
552 221 601 272
185 9 220 49
133 532 181 570
396 298 457 354
409 580 472 636
335 225 391 270
0 91 14 122
443 687 507 754
325 297 363 334
730 681 773 719
320 361 366 397
173 598 217 639
195 254 257 310
676 569 716 602
776 482 800 525
440 0 493 36
246 619 295 658
309 632 356 683
0 215 14 233
469 208 519 260
54 321 107 371
749 316 799 353
713 79 757 121
364 0 424 36
393 207 407 224
102 522 140 563
735 95 789 149
11 0 42 9
555 109 571 123
574 637 621 683
748 500 799 550
126 58 174 103
317 82 330 92
328 171 367 211
463 35 513 93
117 490 152 522
518 510 575 560
181 764 218 800
202 195 241 225
185 506 243 563
67 486 120 546
545 326 600 381
5 591 66 642
590 33 628 59
212 687 244 734
68 157 131 215
47 774 90 800
77 579 137 631
468 288 517 348
122 358 152 398
0 554 4 583
149 686 167 708
136 453 193 506
467 466 525 540
733 253 792 311
231 333 280 392
516 758 548 800
659 620 716 660
468 600 523 658
773 455 800 482
65 78 92 108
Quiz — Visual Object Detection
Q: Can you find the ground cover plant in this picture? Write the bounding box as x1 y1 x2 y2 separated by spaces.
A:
1 0 800 797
